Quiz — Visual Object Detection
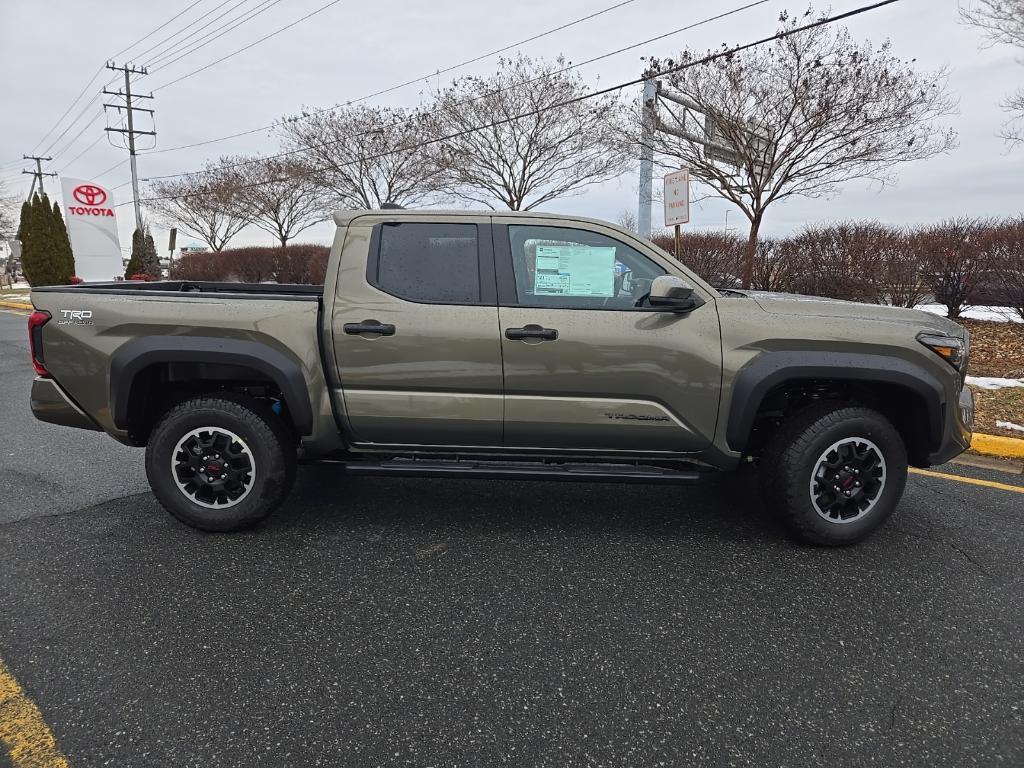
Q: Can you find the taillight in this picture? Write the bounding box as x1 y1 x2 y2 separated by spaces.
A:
27 310 51 376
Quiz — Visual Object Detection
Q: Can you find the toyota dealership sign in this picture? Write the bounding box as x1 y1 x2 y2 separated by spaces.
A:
60 177 123 282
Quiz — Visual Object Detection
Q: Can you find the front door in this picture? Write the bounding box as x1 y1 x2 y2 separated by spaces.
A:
330 217 502 447
494 220 722 454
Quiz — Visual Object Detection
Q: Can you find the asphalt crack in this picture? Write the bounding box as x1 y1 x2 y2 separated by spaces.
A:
894 527 997 582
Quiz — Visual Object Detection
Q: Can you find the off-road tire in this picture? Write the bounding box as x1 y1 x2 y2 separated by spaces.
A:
760 402 908 546
145 393 296 532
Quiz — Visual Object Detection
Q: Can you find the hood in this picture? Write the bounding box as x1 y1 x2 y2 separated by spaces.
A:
740 291 965 336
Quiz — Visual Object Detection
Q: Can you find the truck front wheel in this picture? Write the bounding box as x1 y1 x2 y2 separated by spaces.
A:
760 403 908 546
145 394 297 532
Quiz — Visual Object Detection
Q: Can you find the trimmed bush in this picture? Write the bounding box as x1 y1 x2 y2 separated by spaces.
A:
170 244 330 285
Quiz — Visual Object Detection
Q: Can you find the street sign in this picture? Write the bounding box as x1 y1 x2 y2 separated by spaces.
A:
704 116 770 176
663 169 690 227
60 177 123 282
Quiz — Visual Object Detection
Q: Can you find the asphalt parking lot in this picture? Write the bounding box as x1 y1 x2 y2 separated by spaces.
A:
0 309 1022 767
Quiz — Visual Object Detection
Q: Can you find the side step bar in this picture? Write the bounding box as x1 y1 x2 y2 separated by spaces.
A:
340 458 706 484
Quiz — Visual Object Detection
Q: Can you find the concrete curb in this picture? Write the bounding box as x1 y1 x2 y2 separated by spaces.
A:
971 432 1024 459
0 299 32 311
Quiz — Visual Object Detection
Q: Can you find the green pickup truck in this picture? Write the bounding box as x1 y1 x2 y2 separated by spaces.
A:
27 209 974 544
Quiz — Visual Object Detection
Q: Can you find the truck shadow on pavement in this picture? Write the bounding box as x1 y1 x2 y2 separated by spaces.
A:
266 464 789 545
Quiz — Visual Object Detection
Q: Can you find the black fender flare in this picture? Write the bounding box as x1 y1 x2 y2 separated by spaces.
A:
726 351 947 453
109 336 314 436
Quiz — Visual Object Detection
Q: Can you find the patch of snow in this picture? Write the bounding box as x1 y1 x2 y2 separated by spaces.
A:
966 376 1024 390
916 304 1023 323
996 420 1024 433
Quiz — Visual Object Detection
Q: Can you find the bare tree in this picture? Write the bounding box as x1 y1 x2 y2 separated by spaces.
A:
225 156 327 247
641 9 957 288
961 0 1024 144
786 222 890 303
279 105 444 210
427 55 629 210
753 238 803 293
616 209 639 234
880 228 928 309
990 216 1024 319
0 180 18 239
911 218 993 320
147 161 249 252
653 230 744 286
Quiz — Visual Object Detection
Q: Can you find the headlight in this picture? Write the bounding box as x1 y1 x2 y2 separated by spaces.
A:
917 331 966 370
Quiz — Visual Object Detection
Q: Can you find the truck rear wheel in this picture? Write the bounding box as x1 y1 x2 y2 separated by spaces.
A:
760 403 908 546
145 394 296 532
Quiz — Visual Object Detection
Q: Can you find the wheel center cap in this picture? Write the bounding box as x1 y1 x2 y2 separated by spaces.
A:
204 460 225 476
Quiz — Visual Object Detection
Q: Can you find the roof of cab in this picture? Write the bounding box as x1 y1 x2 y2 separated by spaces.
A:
331 208 618 230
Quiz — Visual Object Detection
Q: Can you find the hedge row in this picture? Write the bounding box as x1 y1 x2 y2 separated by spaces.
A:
653 218 1024 319
169 245 329 284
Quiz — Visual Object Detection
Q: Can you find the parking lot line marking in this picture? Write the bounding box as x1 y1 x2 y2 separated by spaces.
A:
910 467 1024 494
0 658 70 768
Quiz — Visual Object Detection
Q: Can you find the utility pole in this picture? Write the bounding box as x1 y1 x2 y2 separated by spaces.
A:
637 79 657 240
22 155 57 199
103 62 155 232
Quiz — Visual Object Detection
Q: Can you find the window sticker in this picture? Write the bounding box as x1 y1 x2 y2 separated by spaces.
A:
533 245 616 297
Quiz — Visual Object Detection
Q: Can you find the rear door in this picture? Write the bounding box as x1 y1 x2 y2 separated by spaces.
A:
494 219 722 454
329 216 502 447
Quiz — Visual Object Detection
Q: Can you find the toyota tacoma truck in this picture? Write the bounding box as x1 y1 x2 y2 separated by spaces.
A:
27 209 974 545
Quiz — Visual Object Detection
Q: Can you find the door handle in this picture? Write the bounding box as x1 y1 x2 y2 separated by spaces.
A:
344 320 396 336
505 324 558 341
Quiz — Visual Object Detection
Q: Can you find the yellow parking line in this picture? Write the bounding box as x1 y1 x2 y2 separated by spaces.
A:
0 658 69 768
910 467 1024 494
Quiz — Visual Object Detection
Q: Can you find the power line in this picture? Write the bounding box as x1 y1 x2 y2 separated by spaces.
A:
28 65 106 155
147 0 773 181
59 115 128 173
92 158 132 180
146 0 288 71
142 0 270 68
139 0 904 204
129 0 243 63
109 0 209 60
59 134 111 173
38 84 111 158
152 0 347 92
24 0 214 167
48 107 106 162
142 0 650 156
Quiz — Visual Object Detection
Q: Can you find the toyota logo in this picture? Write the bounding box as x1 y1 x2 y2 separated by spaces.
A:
72 184 107 206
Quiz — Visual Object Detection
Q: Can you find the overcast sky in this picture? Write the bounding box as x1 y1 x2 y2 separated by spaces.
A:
1 0 1021 253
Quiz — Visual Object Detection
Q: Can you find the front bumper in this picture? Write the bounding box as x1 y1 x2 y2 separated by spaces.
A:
928 385 974 466
30 377 102 431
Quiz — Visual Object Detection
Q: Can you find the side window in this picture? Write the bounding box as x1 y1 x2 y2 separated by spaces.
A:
507 225 666 310
372 222 481 304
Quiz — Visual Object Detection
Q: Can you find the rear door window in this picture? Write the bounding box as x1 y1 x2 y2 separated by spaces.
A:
372 222 482 304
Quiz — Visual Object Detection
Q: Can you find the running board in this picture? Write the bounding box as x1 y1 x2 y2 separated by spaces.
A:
340 458 706 484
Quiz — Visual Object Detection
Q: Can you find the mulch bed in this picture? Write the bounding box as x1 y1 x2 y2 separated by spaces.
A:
972 386 1024 440
960 319 1024 379
956 319 1024 439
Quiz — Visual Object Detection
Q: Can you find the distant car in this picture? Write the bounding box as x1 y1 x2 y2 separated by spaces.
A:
27 209 973 544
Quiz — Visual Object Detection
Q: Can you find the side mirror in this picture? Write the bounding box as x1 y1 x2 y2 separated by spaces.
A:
648 275 703 313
